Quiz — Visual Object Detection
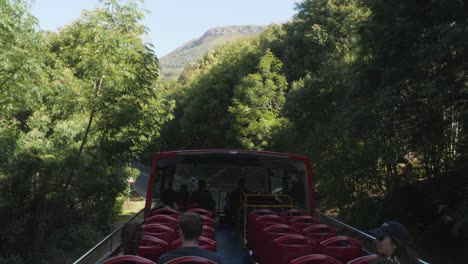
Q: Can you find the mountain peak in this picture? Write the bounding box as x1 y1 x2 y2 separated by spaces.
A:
203 25 268 37
160 25 267 79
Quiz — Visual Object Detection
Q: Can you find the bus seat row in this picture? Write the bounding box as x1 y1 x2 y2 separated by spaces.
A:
102 254 379 264
102 255 219 264
136 233 216 262
151 207 214 219
247 209 363 264
287 253 379 264
138 208 217 262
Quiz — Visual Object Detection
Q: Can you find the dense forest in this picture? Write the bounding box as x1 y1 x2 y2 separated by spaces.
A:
0 0 467 263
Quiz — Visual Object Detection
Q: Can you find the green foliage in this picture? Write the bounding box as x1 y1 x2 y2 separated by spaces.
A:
0 0 44 119
228 50 288 149
0 255 24 264
1 0 467 261
0 0 173 262
157 3 468 256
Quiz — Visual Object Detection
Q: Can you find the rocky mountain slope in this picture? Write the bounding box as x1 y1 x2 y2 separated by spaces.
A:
159 25 267 79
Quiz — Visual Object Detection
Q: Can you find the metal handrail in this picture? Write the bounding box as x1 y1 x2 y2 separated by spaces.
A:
241 192 294 239
315 211 430 264
73 208 145 264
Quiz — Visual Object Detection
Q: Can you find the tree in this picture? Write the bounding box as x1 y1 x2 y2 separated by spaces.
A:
228 50 288 149
1 0 175 262
50 0 170 190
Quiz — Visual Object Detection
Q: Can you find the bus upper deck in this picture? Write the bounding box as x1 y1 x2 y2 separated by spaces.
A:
74 149 428 264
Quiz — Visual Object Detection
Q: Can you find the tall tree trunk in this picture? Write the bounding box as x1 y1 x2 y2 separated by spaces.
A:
63 76 104 192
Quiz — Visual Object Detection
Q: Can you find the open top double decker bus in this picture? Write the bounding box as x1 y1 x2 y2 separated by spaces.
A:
75 149 428 264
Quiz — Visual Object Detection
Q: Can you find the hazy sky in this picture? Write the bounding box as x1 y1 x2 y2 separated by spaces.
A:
30 0 300 57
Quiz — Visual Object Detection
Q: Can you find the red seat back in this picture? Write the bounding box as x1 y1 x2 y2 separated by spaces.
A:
142 224 176 243
165 256 217 264
263 224 302 235
151 207 181 218
102 255 156 264
170 236 217 252
289 254 343 264
320 236 362 263
202 225 216 239
187 208 214 218
302 224 338 242
255 225 302 263
268 234 320 264
247 209 278 228
289 215 321 231
280 209 308 221
248 214 286 249
174 225 215 240
347 255 380 264
145 214 179 230
200 214 216 228
137 236 168 262
288 215 321 224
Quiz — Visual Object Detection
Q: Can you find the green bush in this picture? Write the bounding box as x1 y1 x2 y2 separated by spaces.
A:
0 256 24 264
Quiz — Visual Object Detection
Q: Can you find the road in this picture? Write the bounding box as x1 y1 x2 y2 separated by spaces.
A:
132 163 150 198
131 163 192 198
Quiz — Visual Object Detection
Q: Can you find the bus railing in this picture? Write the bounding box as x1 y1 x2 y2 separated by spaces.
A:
240 192 294 240
73 208 145 264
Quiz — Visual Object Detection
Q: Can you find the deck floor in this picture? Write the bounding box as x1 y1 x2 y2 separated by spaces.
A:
215 224 251 264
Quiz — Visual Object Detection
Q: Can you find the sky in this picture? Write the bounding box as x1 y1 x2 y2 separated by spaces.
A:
30 0 300 57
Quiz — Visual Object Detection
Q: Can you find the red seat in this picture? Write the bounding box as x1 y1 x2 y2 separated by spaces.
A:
262 224 302 236
137 236 168 262
174 225 215 240
280 209 308 221
248 214 288 251
267 234 320 264
320 236 362 263
142 223 177 243
102 255 156 264
289 254 343 264
151 207 181 218
302 224 338 242
170 236 217 252
145 214 179 230
187 208 214 218
255 224 302 263
289 215 321 231
346 255 379 264
199 214 216 228
248 209 278 223
247 209 278 241
201 225 216 239
247 209 278 235
165 256 217 264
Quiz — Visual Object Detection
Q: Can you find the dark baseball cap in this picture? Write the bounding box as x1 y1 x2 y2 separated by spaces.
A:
369 221 409 243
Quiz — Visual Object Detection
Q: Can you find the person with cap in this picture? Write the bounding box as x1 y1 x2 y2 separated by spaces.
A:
368 221 420 264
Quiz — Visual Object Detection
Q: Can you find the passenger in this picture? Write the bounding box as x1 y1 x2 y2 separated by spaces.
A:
189 179 215 211
153 188 174 210
369 221 420 264
174 184 190 211
157 212 223 263
224 178 249 223
120 222 142 255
